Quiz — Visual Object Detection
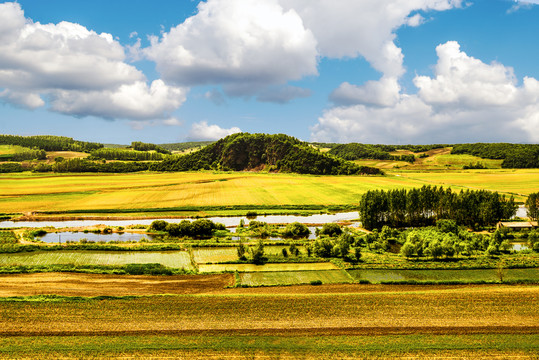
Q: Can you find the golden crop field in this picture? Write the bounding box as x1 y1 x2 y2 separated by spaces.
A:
1 169 536 215
0 284 537 358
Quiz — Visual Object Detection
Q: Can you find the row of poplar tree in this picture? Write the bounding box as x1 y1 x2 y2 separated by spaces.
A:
359 186 517 230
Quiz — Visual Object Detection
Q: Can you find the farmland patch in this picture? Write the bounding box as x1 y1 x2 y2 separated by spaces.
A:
347 268 539 283
239 269 352 286
198 262 338 273
0 251 193 270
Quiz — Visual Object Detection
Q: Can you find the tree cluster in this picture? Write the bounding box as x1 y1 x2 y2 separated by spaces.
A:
0 134 102 152
150 133 383 175
0 148 46 162
149 219 225 238
359 186 517 230
89 148 166 161
311 232 361 263
451 143 539 168
282 222 310 238
329 143 416 163
45 158 151 173
158 141 215 152
131 141 171 155
399 224 509 259
0 163 24 173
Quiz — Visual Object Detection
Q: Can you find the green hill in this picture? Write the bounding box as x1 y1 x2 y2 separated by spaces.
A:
151 133 382 175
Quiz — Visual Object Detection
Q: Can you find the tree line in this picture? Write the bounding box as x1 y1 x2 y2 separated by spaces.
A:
328 143 416 163
0 148 46 161
35 158 151 173
359 186 517 230
451 143 539 168
0 135 102 152
131 141 171 155
89 148 167 161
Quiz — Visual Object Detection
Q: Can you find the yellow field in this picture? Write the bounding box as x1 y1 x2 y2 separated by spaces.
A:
356 147 504 170
0 284 537 358
0 169 536 214
393 169 539 198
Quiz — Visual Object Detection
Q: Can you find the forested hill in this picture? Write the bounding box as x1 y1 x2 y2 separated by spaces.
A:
151 133 383 175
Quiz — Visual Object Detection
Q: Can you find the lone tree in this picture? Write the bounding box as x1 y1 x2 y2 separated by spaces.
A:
237 240 247 261
526 192 539 221
250 239 266 265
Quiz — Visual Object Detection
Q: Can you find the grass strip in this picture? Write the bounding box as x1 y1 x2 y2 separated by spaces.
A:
0 334 537 358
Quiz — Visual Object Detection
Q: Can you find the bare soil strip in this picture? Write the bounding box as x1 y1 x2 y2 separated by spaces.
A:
0 273 234 297
2 272 532 297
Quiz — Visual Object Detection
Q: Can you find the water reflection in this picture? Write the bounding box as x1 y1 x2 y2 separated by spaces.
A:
36 232 159 244
0 212 359 229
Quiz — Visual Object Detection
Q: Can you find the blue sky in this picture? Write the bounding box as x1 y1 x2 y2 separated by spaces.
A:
1 0 539 144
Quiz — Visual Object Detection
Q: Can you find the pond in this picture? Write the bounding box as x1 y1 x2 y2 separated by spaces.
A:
511 243 529 251
35 231 160 244
514 205 528 219
0 212 360 229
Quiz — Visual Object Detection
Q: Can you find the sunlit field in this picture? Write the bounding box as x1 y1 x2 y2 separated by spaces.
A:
0 250 193 270
0 285 537 358
0 169 535 215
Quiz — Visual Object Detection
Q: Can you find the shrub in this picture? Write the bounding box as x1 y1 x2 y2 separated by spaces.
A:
149 220 168 232
124 263 173 275
282 222 310 238
319 223 343 237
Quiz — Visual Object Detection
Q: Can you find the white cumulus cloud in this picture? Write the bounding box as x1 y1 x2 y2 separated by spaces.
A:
281 0 463 77
188 121 242 141
330 77 401 107
311 41 539 144
144 0 318 98
0 2 186 120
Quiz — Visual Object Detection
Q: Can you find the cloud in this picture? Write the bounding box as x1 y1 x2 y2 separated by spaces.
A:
49 80 187 120
0 90 44 109
144 0 318 97
508 0 539 12
188 121 241 141
330 77 401 107
414 41 519 108
0 2 186 120
311 41 539 144
281 0 463 77
204 89 226 106
256 85 311 104
162 117 182 126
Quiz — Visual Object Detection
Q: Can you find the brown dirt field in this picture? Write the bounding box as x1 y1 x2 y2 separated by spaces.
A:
0 272 528 297
0 273 234 297
0 283 537 335
46 151 89 162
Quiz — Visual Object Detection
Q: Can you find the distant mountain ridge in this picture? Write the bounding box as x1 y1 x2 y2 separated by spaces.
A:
150 133 383 175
